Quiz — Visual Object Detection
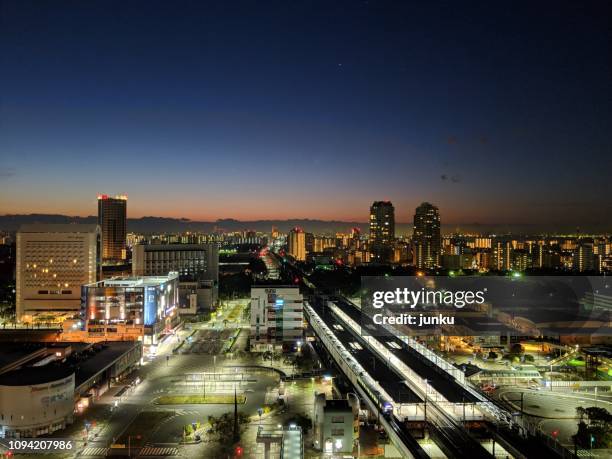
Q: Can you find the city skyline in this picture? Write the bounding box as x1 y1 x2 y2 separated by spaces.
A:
1 205 612 235
1 1 611 227
0 3 611 458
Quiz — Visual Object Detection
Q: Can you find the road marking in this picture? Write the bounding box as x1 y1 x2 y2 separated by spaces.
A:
139 446 179 456
81 447 109 456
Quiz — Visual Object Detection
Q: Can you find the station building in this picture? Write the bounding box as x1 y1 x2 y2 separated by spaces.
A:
0 341 141 438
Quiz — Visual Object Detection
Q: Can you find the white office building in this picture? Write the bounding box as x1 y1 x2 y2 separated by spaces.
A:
250 286 304 352
16 224 101 323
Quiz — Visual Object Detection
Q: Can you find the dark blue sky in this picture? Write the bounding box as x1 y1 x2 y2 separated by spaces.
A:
1 0 610 228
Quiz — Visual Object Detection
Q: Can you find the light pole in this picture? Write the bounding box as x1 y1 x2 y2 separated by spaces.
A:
128 434 141 458
550 364 553 391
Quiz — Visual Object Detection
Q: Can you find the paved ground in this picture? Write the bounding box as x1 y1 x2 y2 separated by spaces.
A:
493 387 612 456
13 301 338 459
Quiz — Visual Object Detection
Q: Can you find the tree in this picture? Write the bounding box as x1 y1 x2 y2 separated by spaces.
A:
523 354 535 362
585 407 612 426
487 351 498 360
207 412 250 440
573 406 612 449
285 414 312 434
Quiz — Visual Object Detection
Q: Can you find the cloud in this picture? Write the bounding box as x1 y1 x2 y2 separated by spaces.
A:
0 168 16 179
440 173 462 183
533 200 612 208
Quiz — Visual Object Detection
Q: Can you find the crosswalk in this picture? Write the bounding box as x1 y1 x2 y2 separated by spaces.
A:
81 447 108 456
79 446 179 457
172 408 201 416
139 446 179 456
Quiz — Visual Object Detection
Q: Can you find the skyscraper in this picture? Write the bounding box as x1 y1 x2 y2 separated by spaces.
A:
16 224 101 322
490 238 513 271
288 227 307 261
573 239 596 272
413 202 441 269
97 194 127 264
369 201 395 263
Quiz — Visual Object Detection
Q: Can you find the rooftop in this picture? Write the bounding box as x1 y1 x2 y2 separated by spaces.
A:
72 341 140 388
0 341 140 388
18 223 100 233
0 343 46 373
0 365 74 386
138 243 215 251
324 399 352 411
85 272 179 288
453 316 513 333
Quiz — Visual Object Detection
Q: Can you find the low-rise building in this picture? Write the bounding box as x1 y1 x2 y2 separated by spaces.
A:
80 273 179 346
313 395 359 454
249 286 304 352
0 341 141 438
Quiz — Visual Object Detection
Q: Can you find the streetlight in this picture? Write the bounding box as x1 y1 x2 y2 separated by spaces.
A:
550 363 553 391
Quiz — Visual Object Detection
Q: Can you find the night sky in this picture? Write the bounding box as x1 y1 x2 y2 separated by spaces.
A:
1 1 610 228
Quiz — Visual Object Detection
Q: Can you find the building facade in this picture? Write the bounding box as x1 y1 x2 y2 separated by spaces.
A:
132 243 218 280
288 228 307 261
313 395 359 454
97 194 127 264
369 201 395 263
573 239 596 272
132 243 219 311
0 341 141 437
0 368 74 438
16 224 101 323
249 286 304 352
413 202 441 269
81 273 179 345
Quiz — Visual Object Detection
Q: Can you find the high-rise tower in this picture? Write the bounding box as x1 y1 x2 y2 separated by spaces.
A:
97 194 127 264
413 202 441 269
288 227 307 261
369 201 395 263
